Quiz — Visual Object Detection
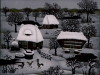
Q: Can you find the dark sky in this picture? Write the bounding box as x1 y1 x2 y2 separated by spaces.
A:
1 0 100 9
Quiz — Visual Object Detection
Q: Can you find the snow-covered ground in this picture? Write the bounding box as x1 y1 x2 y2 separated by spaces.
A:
0 47 100 75
0 48 73 75
1 13 100 49
0 12 100 75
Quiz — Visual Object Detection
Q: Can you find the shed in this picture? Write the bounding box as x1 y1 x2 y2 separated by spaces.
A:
17 23 44 50
42 15 59 29
57 31 87 49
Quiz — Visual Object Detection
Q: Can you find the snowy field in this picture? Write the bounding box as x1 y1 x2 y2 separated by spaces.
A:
0 47 100 75
0 12 100 75
0 48 100 75
1 12 100 49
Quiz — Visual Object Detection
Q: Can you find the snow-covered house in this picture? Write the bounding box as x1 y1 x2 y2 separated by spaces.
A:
57 31 87 49
17 21 44 50
42 15 59 29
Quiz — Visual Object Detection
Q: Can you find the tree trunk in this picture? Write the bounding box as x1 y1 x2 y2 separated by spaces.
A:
35 17 37 21
5 12 7 17
7 42 9 49
55 48 57 56
72 68 75 74
14 24 17 33
87 12 89 23
87 38 90 48
27 15 29 20
88 67 92 75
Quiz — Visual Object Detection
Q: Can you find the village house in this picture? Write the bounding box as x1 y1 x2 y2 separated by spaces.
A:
57 31 87 49
17 21 44 50
42 15 59 29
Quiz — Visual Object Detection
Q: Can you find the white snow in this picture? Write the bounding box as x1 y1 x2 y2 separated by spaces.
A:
0 48 60 75
15 53 25 58
0 47 100 75
57 31 87 41
24 51 34 55
42 15 59 25
1 12 100 75
17 24 44 43
11 41 19 47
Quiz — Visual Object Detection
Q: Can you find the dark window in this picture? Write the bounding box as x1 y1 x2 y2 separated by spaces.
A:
23 41 28 48
33 43 36 47
24 29 33 36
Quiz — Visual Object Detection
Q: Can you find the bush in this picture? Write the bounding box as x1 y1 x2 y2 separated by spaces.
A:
10 45 20 51
2 65 18 73
42 66 63 75
1 44 7 49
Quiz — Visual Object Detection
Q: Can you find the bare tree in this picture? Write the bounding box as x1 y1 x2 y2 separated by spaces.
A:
62 8 68 12
84 59 99 75
57 8 68 21
2 6 9 17
43 2 61 18
77 0 98 23
52 29 61 38
52 3 61 18
81 16 92 23
68 12 74 17
75 53 99 75
3 30 12 49
61 19 80 32
49 38 59 56
32 9 39 21
82 25 96 48
22 8 32 20
66 56 82 74
43 2 53 15
57 10 64 21
7 12 24 33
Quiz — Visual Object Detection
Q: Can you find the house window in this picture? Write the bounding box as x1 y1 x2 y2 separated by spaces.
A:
38 42 42 46
53 25 56 28
19 41 21 44
47 25 50 28
33 43 36 47
24 29 33 36
23 41 28 48
44 25 46 28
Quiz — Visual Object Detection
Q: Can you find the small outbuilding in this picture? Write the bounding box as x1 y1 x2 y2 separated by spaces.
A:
42 15 59 29
57 31 87 49
17 21 44 50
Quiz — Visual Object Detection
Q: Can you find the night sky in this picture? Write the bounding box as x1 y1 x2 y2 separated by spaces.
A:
1 0 100 9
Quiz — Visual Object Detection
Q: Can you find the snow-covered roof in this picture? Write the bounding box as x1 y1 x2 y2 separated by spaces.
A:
17 24 44 43
11 41 18 46
42 15 59 25
57 31 87 41
18 20 41 26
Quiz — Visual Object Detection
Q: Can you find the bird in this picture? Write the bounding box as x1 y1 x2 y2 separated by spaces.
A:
17 62 24 69
27 61 34 68
36 59 44 69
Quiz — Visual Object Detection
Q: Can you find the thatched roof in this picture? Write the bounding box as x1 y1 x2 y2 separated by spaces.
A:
17 24 43 43
57 31 87 41
42 15 59 25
